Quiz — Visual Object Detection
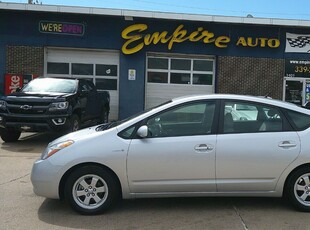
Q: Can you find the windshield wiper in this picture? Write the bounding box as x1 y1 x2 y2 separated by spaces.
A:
95 123 110 131
95 121 119 131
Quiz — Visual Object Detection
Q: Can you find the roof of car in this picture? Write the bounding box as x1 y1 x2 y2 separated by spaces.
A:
172 94 308 113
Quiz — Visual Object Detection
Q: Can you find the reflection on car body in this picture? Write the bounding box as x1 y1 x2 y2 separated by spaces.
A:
31 94 310 214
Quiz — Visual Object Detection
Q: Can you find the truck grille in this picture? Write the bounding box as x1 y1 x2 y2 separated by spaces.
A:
6 102 50 115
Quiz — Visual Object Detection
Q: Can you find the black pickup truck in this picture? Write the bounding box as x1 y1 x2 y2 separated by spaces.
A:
0 77 110 142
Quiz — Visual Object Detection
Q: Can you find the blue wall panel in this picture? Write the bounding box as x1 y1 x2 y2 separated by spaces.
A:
119 52 146 119
2 9 310 118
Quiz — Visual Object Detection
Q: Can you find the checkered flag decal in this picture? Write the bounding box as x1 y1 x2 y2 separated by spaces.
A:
287 36 310 48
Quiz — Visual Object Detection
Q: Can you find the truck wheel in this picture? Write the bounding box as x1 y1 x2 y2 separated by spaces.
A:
65 165 120 215
0 128 21 142
70 114 80 132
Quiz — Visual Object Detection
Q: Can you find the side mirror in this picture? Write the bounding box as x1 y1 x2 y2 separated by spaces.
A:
137 125 148 138
15 87 21 92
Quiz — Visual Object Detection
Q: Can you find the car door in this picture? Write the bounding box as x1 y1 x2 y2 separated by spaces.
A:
127 100 218 194
216 100 301 192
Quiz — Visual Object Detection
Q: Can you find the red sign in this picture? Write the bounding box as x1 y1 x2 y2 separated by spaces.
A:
5 74 23 95
4 74 39 95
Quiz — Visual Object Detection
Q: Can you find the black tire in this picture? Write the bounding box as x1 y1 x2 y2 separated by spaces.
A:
65 165 120 215
69 114 80 132
286 167 310 211
0 128 21 142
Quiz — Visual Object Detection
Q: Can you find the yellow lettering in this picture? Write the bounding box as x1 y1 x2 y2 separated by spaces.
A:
121 24 147 55
247 37 258 47
168 25 188 50
268 39 280 48
202 31 215 43
188 27 205 42
259 38 268 47
121 24 280 54
144 31 170 45
215 36 230 48
236 37 247 46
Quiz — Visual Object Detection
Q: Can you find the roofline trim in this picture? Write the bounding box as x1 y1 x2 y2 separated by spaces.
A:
1 2 310 27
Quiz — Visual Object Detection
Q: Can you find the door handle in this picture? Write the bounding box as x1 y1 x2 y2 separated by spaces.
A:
195 144 214 152
278 141 297 148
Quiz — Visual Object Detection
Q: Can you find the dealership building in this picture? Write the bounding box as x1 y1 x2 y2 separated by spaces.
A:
1 2 310 120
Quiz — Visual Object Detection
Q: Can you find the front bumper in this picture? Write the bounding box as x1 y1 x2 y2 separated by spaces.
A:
0 113 71 132
31 158 62 199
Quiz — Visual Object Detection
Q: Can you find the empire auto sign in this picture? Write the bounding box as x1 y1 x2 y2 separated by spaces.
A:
121 24 280 55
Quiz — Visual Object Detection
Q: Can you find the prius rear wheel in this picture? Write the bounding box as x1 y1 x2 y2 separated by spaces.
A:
287 167 310 211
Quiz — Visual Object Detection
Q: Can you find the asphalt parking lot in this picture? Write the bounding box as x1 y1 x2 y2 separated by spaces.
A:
1 132 310 230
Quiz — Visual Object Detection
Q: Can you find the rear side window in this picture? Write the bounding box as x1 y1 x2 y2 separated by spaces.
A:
286 110 310 131
223 101 284 133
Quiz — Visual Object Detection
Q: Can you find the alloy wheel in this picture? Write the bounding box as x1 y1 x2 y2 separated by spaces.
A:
72 174 109 210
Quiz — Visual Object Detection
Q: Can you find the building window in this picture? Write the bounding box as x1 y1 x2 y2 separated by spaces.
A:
147 57 168 69
47 62 69 74
96 64 118 76
171 59 191 70
147 72 168 83
46 62 118 91
170 73 190 84
147 56 214 85
72 63 93 75
96 78 117 90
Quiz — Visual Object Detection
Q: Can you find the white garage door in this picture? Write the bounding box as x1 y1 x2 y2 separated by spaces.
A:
45 48 119 120
145 54 215 109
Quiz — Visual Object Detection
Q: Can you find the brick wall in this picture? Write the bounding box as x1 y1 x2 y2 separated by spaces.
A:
6 46 44 75
217 56 284 100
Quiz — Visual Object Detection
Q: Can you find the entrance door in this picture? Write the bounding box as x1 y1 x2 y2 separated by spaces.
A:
283 78 305 106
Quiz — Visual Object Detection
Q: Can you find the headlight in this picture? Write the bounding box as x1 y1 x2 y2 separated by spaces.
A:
0 100 7 109
49 102 69 111
41 140 74 160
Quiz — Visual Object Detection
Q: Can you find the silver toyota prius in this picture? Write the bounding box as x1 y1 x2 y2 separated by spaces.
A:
31 94 310 214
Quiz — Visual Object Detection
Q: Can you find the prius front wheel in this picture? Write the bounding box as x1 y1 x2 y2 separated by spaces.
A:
65 165 120 215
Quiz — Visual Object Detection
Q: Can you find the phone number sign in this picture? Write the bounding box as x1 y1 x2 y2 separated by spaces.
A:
285 59 310 78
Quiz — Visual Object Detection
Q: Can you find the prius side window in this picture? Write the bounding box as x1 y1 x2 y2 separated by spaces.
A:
223 101 283 133
286 110 310 131
146 101 215 137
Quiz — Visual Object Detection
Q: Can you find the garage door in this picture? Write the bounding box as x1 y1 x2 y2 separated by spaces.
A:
145 54 215 109
45 48 119 120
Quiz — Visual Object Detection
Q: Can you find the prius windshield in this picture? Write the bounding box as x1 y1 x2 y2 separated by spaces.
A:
96 100 172 131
